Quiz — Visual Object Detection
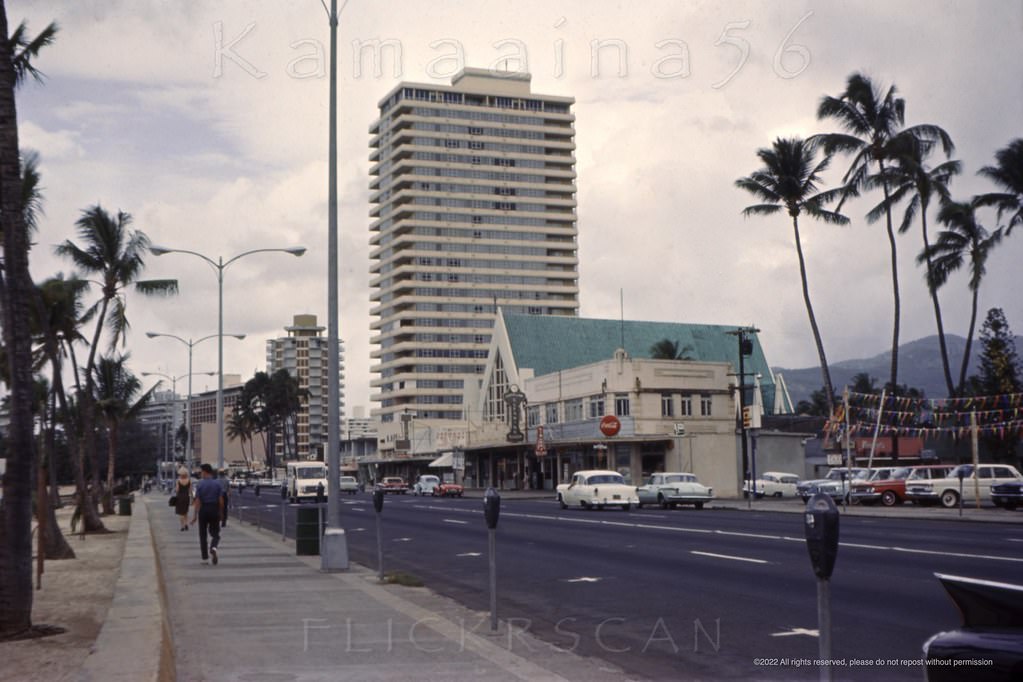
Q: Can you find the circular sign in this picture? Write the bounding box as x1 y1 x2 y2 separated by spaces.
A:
599 415 621 437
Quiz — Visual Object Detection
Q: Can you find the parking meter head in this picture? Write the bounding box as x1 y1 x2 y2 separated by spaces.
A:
957 468 966 482
373 488 384 513
804 492 840 579
483 487 501 529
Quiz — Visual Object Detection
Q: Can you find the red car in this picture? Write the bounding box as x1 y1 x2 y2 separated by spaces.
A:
379 477 408 494
434 481 464 498
850 464 954 507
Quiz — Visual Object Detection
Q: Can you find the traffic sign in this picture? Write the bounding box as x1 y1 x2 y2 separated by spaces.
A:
535 425 547 456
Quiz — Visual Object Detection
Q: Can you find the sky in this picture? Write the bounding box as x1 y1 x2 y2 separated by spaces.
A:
13 0 1023 412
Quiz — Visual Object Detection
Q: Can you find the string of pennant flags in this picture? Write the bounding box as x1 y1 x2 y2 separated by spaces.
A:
825 389 1023 440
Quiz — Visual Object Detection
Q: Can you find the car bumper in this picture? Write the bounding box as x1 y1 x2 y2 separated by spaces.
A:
906 490 939 502
849 491 881 503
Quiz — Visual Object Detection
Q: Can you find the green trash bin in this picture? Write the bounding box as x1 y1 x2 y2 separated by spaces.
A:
296 506 320 555
117 495 133 516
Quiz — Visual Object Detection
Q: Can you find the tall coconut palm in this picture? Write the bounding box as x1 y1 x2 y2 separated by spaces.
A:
55 205 177 519
975 138 1023 235
922 200 1004 393
649 339 695 360
0 8 59 640
227 410 255 467
736 137 848 416
868 149 961 396
814 72 954 396
92 354 156 511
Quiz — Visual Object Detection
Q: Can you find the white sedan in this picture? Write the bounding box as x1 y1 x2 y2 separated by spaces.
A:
743 471 801 499
556 470 639 511
413 474 441 496
637 472 714 509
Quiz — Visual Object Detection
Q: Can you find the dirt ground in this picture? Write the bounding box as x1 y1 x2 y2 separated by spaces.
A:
0 506 130 682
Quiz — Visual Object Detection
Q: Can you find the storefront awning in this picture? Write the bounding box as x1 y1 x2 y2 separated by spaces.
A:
428 452 453 468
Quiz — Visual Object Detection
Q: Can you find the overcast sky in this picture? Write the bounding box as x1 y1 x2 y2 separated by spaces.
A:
14 0 1023 411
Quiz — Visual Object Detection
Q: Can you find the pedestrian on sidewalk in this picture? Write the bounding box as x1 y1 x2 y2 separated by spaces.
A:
191 464 224 565
174 468 192 531
218 469 230 528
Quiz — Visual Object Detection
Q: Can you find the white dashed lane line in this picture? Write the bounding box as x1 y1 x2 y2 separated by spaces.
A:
691 550 769 564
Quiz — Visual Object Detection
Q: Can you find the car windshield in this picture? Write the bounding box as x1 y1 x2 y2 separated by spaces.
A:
420 476 439 483
296 467 324 478
586 474 625 485
950 465 973 478
890 467 912 480
665 474 695 483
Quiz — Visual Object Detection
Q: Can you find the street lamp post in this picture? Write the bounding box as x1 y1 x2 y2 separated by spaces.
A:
142 369 216 469
150 246 306 470
146 330 249 470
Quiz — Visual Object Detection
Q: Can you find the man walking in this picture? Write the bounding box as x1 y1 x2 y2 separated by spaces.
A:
191 464 223 565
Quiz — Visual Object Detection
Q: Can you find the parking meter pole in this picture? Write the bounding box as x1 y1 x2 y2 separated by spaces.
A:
817 578 832 682
483 487 501 634
489 527 498 633
958 472 964 518
804 493 839 682
319 504 324 541
373 488 385 581
281 502 286 542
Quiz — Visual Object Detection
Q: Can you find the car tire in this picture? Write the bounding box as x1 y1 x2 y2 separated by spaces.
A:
658 495 668 510
881 491 898 507
580 500 590 510
940 490 959 508
622 504 631 511
773 492 783 498
1005 503 1018 511
637 502 644 509
558 494 567 510
695 502 704 510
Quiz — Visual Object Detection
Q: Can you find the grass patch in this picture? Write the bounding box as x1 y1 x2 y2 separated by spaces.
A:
382 571 424 587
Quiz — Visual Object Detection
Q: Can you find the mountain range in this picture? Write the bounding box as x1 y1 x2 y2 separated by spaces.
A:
772 334 1023 406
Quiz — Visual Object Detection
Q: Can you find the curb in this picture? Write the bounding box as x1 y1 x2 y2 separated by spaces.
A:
75 497 173 682
708 500 1022 523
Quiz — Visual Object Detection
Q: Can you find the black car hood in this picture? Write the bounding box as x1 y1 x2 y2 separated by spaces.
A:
936 574 1023 627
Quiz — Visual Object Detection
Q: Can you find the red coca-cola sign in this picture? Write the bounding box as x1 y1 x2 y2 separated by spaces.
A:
599 415 621 437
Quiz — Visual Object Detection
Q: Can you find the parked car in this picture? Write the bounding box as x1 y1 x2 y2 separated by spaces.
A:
797 468 869 502
556 470 639 510
339 476 359 494
905 464 1023 508
923 572 1023 681
850 466 912 506
434 481 464 497
902 464 957 505
992 481 1023 510
637 472 714 509
379 477 408 494
742 471 800 499
413 475 440 496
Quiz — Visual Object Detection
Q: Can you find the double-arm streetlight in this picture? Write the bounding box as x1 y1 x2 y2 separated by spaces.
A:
150 246 306 469
142 369 216 468
146 329 248 470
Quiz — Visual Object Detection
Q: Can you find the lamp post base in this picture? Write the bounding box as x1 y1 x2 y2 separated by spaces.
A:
320 528 349 571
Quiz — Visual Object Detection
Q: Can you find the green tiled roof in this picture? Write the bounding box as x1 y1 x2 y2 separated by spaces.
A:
503 313 776 406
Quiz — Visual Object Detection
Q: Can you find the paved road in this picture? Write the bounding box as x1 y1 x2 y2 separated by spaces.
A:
232 492 1023 680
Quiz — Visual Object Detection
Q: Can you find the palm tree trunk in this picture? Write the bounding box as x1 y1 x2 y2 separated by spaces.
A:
103 422 118 514
0 2 35 637
959 286 980 393
879 164 901 391
81 295 110 517
42 390 75 559
920 210 956 396
792 215 836 415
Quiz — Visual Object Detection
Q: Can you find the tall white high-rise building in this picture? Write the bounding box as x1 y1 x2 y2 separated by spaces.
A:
368 68 578 452
266 314 345 459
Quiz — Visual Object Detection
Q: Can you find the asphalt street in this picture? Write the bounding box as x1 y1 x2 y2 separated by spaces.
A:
231 491 1023 681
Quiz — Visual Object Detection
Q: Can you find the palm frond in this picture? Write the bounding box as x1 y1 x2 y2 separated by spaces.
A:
9 21 59 87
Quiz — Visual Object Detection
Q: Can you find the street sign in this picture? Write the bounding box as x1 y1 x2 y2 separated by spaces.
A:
673 423 686 436
535 425 547 456
826 454 842 466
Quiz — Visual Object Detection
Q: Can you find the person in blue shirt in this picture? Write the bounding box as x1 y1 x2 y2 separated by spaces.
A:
191 464 223 565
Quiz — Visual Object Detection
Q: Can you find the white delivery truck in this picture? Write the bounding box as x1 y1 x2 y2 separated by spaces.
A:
285 461 328 503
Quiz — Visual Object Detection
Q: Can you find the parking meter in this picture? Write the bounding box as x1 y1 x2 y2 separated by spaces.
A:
280 482 287 500
957 468 965 515
373 488 384 513
483 487 501 529
316 481 325 504
804 493 840 579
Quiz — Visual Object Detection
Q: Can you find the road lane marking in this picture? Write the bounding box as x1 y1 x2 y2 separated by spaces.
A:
350 528 366 532
443 519 469 525
563 577 602 583
1008 538 1023 542
714 530 783 540
691 551 768 564
457 552 482 557
771 627 819 638
393 537 412 542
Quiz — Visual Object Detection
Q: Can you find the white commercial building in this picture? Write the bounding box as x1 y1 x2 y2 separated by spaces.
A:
368 68 579 457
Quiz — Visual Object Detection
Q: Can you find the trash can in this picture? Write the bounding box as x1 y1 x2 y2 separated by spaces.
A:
296 506 320 555
117 495 133 516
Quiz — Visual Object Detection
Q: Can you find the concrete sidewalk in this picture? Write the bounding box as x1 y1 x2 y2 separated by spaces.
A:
145 496 632 682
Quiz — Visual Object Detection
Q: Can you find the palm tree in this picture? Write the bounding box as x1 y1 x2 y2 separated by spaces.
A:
0 9 59 640
922 200 1004 393
975 138 1023 235
649 339 695 360
92 354 156 512
55 205 177 518
736 137 848 416
814 72 954 396
868 149 961 396
227 410 255 466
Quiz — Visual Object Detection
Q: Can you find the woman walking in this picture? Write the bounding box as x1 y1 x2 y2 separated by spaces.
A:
175 467 192 531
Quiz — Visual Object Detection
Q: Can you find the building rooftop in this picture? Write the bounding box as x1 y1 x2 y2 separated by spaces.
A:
502 312 777 406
